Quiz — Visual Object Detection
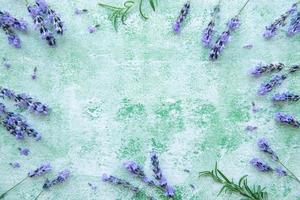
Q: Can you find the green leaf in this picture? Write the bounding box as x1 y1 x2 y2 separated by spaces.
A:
149 0 156 11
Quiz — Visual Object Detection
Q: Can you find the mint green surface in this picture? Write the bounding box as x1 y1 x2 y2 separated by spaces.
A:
1 0 300 199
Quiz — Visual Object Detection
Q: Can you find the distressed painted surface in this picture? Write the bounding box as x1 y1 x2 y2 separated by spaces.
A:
0 0 300 199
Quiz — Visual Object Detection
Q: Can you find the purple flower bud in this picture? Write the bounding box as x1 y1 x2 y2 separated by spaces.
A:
258 75 286 95
245 125 257 131
88 25 98 33
201 21 215 47
173 1 190 33
275 167 287 177
243 44 253 49
287 12 300 36
250 63 284 77
9 162 20 168
28 162 51 177
275 112 300 128
257 138 278 160
0 11 28 32
250 158 273 172
272 92 300 102
18 147 30 156
209 31 230 60
43 169 70 189
288 64 300 73
123 161 156 186
263 3 297 39
227 16 240 30
165 185 175 197
2 57 11 69
31 67 38 80
251 102 260 113
75 8 88 15
101 173 140 193
88 182 97 190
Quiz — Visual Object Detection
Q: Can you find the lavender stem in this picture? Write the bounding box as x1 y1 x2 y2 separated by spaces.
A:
277 160 300 184
0 176 28 199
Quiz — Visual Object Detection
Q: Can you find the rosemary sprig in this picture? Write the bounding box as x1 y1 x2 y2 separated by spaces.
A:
199 163 268 200
98 0 157 31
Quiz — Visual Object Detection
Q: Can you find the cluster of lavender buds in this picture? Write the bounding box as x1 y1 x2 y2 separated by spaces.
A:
0 87 50 115
257 138 278 160
257 74 286 95
43 169 70 189
27 0 64 46
250 62 285 77
287 12 300 36
263 3 298 39
201 4 220 47
173 1 190 33
288 64 300 73
275 112 300 128
272 92 300 102
0 11 27 48
209 30 230 60
123 161 156 186
28 162 51 177
252 138 300 182
102 173 140 193
151 152 175 197
226 16 241 31
0 103 41 141
250 158 273 172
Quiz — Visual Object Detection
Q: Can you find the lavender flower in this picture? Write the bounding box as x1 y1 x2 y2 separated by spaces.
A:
173 1 190 33
263 3 297 39
0 87 50 115
258 74 286 95
9 162 20 168
287 12 300 36
46 8 64 35
123 161 155 186
88 25 99 33
227 16 241 30
28 162 51 177
27 5 56 46
251 102 259 113
209 31 230 60
275 167 287 177
250 63 284 77
250 158 273 172
201 5 220 47
18 147 30 156
1 108 42 141
275 112 300 128
0 11 28 31
245 125 257 131
1 25 21 48
272 92 300 102
257 138 278 161
102 173 139 193
43 169 70 189
288 64 300 73
150 152 175 197
32 67 38 80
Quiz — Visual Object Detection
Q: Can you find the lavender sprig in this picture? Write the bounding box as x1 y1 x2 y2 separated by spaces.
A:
272 92 300 102
27 5 56 46
250 63 284 77
287 12 300 36
0 11 27 32
150 152 175 197
0 87 50 115
256 138 300 183
173 1 190 33
102 173 140 193
257 74 286 95
0 162 51 199
250 158 273 172
201 3 220 47
123 161 156 186
42 169 70 189
275 112 300 128
1 24 21 48
263 3 298 39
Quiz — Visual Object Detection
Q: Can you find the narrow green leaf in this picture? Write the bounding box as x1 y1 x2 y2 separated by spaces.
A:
149 0 156 11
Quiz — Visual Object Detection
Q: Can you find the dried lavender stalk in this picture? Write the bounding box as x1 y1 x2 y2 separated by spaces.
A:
250 63 285 77
287 12 300 36
263 3 298 39
272 92 300 102
201 3 220 47
123 161 156 186
173 1 190 33
275 112 300 128
257 74 286 95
